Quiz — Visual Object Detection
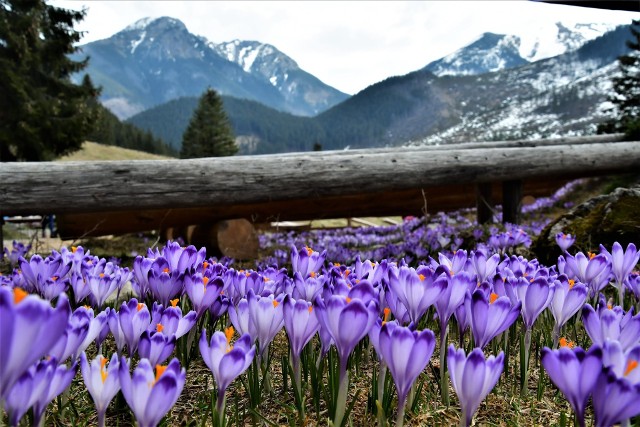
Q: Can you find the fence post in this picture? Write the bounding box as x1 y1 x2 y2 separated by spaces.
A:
502 180 522 224
476 183 493 224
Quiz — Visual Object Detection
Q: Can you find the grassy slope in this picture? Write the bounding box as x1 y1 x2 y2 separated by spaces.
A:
57 141 171 161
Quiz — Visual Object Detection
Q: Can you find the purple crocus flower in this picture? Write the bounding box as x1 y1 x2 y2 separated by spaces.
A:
184 274 223 318
292 271 326 302
602 341 640 384
315 294 378 376
600 242 640 305
107 308 127 354
435 272 474 335
582 303 640 352
447 345 504 427
248 291 285 358
549 276 587 347
80 353 121 427
283 296 320 392
199 328 255 424
119 357 186 427
436 249 469 276
470 250 501 283
378 323 436 426
228 298 257 340
3 240 31 266
49 305 91 363
592 365 640 427
541 345 603 427
31 360 77 427
563 252 611 297
18 253 71 298
387 266 447 325
0 287 70 402
138 331 177 366
555 233 576 252
150 302 197 340
132 255 154 298
470 290 521 349
505 276 554 330
147 259 184 307
117 299 151 355
291 245 327 278
4 358 54 426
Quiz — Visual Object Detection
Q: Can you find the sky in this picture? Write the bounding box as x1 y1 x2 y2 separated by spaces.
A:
50 1 638 95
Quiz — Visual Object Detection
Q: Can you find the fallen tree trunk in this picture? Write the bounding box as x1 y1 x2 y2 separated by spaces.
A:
1 141 637 216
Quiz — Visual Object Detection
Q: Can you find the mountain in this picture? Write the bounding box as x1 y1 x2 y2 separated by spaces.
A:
424 22 617 76
127 23 634 154
74 17 348 119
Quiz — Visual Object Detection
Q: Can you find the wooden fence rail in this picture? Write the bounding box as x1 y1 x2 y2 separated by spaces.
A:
0 134 637 241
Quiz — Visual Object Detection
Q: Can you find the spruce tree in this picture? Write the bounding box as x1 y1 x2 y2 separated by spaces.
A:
0 0 99 161
180 88 237 158
599 20 640 140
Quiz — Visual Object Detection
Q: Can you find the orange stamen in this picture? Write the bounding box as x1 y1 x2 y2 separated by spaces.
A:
559 337 575 348
588 252 596 260
334 263 341 267
382 307 391 325
624 360 638 376
203 261 209 269
489 293 499 304
51 276 58 282
71 246 78 253
99 356 109 383
225 326 235 344
203 277 210 285
137 303 144 312
568 279 575 289
170 299 179 307
346 297 352 303
344 270 351 277
155 365 167 383
308 306 313 313
306 246 313 256
84 305 91 310
99 273 105 278
156 323 164 333
310 271 317 278
13 288 28 304
418 274 426 281
162 268 170 273
272 300 279 308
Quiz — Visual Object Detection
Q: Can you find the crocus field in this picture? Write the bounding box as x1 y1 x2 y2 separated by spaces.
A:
2 179 640 427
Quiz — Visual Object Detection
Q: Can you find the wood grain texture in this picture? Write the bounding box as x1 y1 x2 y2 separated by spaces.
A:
1 140 638 216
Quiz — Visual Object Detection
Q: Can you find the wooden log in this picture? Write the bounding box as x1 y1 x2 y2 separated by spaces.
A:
1 141 638 216
190 219 259 260
55 178 571 238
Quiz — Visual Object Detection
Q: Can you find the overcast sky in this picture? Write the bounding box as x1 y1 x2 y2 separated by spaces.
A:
50 1 638 95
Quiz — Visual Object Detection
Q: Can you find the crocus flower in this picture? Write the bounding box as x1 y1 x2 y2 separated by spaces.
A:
0 287 70 401
18 253 71 298
228 298 257 340
541 345 603 427
31 360 77 427
119 357 186 427
4 359 55 426
291 245 326 278
435 272 474 335
436 249 468 276
117 299 151 355
563 252 610 297
378 323 435 426
505 276 554 330
48 305 91 363
138 331 177 366
582 303 640 352
470 290 521 349
555 233 576 252
592 366 640 427
600 242 640 306
447 345 504 427
248 291 284 358
470 250 501 283
147 259 184 307
549 276 587 347
150 302 197 340
292 271 326 302
80 353 121 427
387 266 447 325
184 274 223 318
199 328 255 423
283 296 320 394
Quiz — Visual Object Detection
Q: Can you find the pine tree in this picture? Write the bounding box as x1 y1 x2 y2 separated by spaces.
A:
180 88 237 158
0 0 99 161
599 20 640 140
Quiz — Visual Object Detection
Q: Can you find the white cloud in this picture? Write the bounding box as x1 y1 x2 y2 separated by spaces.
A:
50 0 638 94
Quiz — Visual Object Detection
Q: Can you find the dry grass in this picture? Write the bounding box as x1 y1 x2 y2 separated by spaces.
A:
57 141 171 162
